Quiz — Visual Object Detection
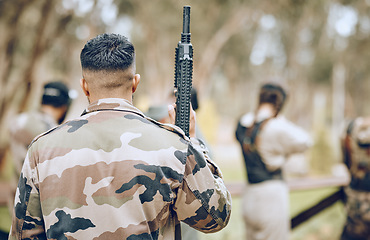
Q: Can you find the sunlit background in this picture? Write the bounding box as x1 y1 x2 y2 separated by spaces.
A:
1 0 370 239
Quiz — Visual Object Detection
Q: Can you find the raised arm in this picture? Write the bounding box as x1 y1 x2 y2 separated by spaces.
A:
174 138 231 232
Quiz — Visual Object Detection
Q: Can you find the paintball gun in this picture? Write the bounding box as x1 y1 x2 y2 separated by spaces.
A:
174 5 193 137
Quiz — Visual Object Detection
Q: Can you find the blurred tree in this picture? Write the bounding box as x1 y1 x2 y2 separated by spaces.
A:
112 1 257 104
1 0 370 174
0 0 99 168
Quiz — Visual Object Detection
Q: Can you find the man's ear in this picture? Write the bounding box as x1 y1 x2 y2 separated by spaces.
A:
132 74 140 93
80 78 90 97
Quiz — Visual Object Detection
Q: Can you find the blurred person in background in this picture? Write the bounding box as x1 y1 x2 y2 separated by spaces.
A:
9 33 231 239
235 82 312 240
189 87 210 151
9 81 72 178
340 117 370 240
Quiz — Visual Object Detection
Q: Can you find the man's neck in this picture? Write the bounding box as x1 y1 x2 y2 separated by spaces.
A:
88 92 133 104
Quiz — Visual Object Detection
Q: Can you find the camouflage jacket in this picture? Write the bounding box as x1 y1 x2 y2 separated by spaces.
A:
9 98 231 240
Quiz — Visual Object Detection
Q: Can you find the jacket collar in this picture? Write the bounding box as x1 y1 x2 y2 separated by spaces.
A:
81 98 188 140
81 98 145 117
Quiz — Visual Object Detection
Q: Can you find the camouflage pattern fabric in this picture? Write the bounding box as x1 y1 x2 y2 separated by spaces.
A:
341 187 370 240
343 118 370 190
341 117 370 239
8 98 231 240
9 111 57 177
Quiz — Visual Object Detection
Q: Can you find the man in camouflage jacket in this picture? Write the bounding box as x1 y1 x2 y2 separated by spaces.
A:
9 33 231 240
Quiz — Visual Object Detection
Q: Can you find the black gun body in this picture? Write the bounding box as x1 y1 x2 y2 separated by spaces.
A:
174 6 193 137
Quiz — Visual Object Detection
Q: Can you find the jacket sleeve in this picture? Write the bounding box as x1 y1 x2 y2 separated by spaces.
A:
258 117 312 172
9 152 46 240
273 117 312 155
174 138 232 233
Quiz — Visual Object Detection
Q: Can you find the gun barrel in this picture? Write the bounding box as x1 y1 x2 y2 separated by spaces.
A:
174 6 193 137
182 6 191 34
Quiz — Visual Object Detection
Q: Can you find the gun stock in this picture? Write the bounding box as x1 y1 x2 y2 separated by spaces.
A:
174 6 193 137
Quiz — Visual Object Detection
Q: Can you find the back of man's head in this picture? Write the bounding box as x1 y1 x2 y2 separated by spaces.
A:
80 33 135 72
80 33 136 93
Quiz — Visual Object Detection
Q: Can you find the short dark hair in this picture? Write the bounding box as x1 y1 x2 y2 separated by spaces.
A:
258 83 287 113
80 33 135 71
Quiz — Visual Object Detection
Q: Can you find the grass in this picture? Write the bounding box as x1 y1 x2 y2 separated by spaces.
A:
0 207 11 233
290 188 346 240
197 188 346 240
204 143 347 240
